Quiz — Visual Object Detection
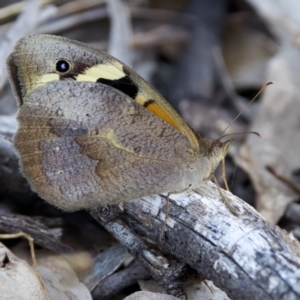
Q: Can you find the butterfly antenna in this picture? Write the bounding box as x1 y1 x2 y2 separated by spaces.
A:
219 82 273 138
219 131 261 141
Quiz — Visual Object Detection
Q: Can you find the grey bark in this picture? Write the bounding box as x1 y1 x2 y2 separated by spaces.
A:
84 245 132 291
91 260 150 300
0 214 72 253
91 182 300 300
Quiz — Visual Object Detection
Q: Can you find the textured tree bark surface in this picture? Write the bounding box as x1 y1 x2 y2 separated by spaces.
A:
117 182 300 300
0 214 72 254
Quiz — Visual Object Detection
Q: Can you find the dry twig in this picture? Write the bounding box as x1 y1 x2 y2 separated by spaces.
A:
91 182 300 299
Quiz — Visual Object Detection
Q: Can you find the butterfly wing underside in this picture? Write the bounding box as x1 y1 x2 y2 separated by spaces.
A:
14 81 190 210
9 34 200 152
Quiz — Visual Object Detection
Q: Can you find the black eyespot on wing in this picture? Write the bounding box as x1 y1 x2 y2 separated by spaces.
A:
97 75 138 99
56 60 71 74
143 99 155 107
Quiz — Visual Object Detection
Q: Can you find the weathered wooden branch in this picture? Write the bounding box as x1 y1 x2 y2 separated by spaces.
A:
91 181 300 300
0 214 72 253
84 245 132 291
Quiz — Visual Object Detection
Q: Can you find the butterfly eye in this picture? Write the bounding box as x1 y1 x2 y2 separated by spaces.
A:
212 145 221 157
55 59 71 74
211 141 222 157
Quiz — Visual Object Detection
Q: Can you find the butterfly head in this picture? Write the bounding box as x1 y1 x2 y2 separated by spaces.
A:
210 139 233 162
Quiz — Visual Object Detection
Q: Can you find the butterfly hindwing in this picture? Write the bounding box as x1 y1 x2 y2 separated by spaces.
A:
14 80 190 210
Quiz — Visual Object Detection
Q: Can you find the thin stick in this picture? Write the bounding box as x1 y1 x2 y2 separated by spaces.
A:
0 0 52 21
266 166 300 194
55 0 106 18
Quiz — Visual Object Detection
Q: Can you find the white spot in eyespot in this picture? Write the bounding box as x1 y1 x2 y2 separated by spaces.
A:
55 147 60 152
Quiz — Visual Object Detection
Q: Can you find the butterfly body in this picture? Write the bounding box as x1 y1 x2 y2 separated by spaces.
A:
7 34 230 211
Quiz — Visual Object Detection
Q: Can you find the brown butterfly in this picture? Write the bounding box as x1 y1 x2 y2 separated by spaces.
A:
7 34 232 211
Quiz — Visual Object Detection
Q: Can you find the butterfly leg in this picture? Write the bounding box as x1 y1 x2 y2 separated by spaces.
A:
212 175 240 216
160 185 192 243
222 159 230 191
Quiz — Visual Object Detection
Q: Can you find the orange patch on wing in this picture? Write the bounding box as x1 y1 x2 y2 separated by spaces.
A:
146 101 181 133
135 93 200 151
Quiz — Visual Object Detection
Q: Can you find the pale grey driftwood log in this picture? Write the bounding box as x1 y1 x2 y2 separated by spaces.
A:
92 181 300 300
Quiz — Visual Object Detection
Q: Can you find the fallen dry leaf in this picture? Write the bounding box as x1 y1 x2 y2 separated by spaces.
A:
0 242 47 300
